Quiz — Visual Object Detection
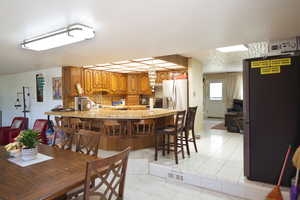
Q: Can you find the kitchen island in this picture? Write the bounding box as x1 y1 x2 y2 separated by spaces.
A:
45 109 176 150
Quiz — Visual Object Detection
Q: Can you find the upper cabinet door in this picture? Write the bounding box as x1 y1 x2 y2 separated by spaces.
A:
120 74 128 94
127 74 139 94
84 69 93 95
102 71 111 90
93 70 102 90
139 73 152 95
110 73 118 94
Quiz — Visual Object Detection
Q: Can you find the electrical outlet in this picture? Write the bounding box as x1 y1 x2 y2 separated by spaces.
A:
167 171 184 182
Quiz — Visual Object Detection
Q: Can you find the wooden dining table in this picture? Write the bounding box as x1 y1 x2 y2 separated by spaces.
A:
0 144 98 200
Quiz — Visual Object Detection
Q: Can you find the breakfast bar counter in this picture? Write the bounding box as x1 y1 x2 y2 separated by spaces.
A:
45 108 177 120
45 109 176 150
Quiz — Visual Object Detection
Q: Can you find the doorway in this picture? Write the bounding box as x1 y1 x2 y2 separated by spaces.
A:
204 79 226 118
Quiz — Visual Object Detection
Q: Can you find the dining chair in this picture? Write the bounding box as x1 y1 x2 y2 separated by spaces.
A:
75 129 101 157
83 147 130 200
155 110 186 164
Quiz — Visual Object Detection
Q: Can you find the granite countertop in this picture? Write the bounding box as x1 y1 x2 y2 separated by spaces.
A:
45 108 177 119
101 105 148 109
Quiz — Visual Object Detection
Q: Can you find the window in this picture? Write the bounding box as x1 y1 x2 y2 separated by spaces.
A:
209 82 223 101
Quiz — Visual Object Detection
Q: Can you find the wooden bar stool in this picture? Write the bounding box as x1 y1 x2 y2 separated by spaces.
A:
133 119 154 137
184 106 198 154
103 120 127 137
155 110 186 164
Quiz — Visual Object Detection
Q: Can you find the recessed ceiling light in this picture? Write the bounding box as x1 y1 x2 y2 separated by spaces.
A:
156 63 177 67
216 44 248 53
91 67 109 70
123 63 142 67
155 67 167 71
132 57 153 62
96 63 110 66
113 60 130 64
166 65 185 69
106 69 122 72
142 59 166 65
109 65 123 69
83 65 94 68
21 24 95 51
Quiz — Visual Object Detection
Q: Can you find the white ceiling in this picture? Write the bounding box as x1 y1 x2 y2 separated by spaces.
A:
1 0 300 75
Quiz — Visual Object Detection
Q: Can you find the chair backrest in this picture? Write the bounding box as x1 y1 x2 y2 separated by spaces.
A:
175 110 186 133
10 117 28 130
103 120 127 137
75 129 101 157
32 119 49 145
83 147 130 200
185 106 197 131
133 119 154 136
53 117 76 150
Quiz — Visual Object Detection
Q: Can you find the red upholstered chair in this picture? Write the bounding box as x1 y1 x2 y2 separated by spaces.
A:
32 119 49 145
0 117 28 145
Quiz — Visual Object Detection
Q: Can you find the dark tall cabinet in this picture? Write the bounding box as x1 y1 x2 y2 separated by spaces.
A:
243 55 300 186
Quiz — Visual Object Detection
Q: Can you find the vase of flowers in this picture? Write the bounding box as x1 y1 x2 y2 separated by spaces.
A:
17 130 40 161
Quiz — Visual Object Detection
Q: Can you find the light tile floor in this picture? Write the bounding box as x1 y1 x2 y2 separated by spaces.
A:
125 174 243 200
98 119 246 200
98 119 289 200
152 118 244 183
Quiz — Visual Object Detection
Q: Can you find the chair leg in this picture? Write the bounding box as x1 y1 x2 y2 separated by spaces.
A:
167 134 170 154
191 129 198 153
162 135 165 156
185 130 190 156
154 134 158 161
174 135 178 164
180 131 185 159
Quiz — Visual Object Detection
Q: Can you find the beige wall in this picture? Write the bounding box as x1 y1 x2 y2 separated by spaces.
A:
188 58 203 134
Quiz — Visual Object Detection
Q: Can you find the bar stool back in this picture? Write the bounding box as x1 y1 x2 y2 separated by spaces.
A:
185 106 198 154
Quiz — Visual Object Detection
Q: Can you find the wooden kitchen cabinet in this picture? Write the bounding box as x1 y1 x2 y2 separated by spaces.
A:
93 70 102 91
110 72 118 94
62 67 83 97
84 69 94 95
119 73 127 94
156 71 170 84
139 73 152 95
101 71 111 91
62 66 84 107
127 74 139 94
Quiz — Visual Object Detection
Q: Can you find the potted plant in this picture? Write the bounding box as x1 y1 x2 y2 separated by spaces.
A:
17 130 40 161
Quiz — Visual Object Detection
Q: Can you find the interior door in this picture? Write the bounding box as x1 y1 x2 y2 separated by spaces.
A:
205 79 226 118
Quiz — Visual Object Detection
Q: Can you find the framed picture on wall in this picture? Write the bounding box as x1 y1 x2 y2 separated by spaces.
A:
52 77 62 100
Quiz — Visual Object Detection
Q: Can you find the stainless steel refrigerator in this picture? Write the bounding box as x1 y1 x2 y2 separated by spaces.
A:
162 79 188 111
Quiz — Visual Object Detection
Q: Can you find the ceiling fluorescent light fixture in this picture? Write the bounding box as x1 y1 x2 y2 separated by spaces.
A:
21 24 95 51
216 44 248 53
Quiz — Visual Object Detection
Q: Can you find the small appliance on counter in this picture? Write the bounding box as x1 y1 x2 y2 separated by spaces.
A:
140 95 149 105
74 96 94 111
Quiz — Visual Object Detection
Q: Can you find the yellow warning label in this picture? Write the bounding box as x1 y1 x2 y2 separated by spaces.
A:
251 58 291 68
251 60 270 68
260 66 281 75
